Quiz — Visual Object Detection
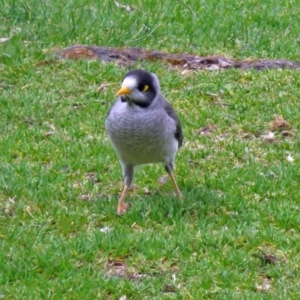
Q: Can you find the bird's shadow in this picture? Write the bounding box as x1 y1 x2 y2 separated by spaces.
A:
94 184 224 226
115 186 220 223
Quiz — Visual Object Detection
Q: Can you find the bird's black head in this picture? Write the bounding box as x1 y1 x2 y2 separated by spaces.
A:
116 69 160 108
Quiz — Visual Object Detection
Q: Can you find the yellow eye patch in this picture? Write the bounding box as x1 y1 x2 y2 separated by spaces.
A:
143 85 149 92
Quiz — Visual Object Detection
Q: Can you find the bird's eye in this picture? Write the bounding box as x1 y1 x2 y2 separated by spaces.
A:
138 84 149 92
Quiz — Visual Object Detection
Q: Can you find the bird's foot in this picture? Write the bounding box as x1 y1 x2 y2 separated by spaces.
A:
117 202 130 215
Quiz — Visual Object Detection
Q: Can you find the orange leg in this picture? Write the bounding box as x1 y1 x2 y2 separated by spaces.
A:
117 185 130 215
168 171 182 199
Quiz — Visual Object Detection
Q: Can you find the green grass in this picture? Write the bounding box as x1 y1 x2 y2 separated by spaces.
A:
1 0 300 299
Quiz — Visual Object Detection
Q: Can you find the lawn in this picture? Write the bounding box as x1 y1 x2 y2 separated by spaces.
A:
1 0 300 299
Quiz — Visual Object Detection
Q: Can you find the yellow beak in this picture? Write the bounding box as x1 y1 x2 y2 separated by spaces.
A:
116 86 131 96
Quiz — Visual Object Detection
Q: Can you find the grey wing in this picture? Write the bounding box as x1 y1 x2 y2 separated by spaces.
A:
163 100 183 148
106 99 119 118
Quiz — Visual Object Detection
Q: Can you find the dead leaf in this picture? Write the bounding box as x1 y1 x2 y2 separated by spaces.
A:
252 253 279 265
98 83 106 92
44 124 56 137
255 276 272 293
99 226 112 233
104 260 148 280
171 264 179 273
252 249 280 265
188 159 200 167
131 223 144 230
219 58 232 68
127 272 148 280
270 115 291 131
261 131 275 142
181 69 190 75
205 64 220 70
240 131 254 139
73 183 80 189
268 171 276 178
172 272 177 284
206 92 220 98
114 1 132 13
36 59 58 66
162 284 177 293
197 124 217 135
98 82 113 92
281 130 295 137
0 82 14 89
105 260 127 278
3 197 16 216
44 131 55 137
143 187 151 195
0 37 10 43
85 172 100 184
286 154 294 163
79 194 93 201
49 124 56 131
158 175 168 185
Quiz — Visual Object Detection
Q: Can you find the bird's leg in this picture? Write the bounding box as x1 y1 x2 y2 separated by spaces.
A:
117 185 130 215
168 172 182 199
117 164 134 215
165 164 182 199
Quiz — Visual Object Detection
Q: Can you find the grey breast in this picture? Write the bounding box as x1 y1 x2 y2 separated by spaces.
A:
106 101 177 165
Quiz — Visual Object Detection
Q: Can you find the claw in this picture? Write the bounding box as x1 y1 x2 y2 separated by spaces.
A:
117 202 130 215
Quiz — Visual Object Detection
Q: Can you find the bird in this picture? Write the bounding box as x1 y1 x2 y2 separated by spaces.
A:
105 69 183 215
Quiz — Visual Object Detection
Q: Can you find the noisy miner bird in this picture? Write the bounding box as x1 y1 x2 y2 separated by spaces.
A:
105 69 183 215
